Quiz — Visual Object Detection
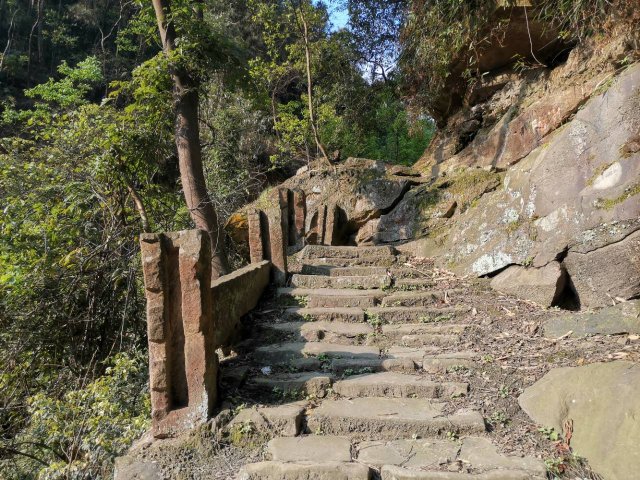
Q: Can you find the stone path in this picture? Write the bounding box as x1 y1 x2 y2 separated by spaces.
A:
230 245 547 480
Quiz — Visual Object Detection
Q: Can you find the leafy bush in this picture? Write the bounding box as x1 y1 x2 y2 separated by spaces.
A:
1 352 150 480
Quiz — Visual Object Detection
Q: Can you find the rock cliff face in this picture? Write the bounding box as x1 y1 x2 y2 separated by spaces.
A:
229 32 639 310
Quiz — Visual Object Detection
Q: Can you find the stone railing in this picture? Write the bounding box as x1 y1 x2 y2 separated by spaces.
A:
140 230 270 438
247 187 341 283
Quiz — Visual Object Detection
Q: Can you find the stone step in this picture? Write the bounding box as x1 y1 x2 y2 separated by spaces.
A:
382 290 463 307
239 461 371 480
399 333 461 348
228 402 306 437
385 347 432 366
422 352 478 374
393 278 438 290
246 372 333 398
301 265 423 279
366 306 470 324
267 435 352 462
301 245 397 259
356 437 546 479
278 288 384 308
331 357 417 375
382 324 465 348
291 274 392 290
381 323 467 337
357 437 545 479
253 342 380 364
306 397 485 440
301 257 398 267
301 265 389 276
283 307 366 323
379 467 538 479
267 321 373 344
333 372 468 399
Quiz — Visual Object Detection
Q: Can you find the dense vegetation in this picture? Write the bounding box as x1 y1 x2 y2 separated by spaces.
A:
0 0 431 477
1 0 633 477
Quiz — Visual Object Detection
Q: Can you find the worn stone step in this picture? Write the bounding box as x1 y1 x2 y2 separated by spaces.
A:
422 352 478 374
366 306 469 324
379 467 539 479
301 257 398 267
291 274 392 290
400 333 461 348
301 265 390 276
267 321 373 344
381 323 467 338
267 435 352 462
385 346 432 366
278 288 384 308
394 278 442 290
301 265 423 279
333 372 468 399
246 372 333 397
306 398 485 440
307 295 380 309
357 437 545 479
284 307 366 323
228 402 306 437
331 357 417 375
382 290 463 307
253 342 380 364
238 461 371 480
301 245 397 259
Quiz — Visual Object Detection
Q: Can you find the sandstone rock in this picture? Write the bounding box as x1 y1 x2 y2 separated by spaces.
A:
238 461 371 480
519 361 640 480
564 229 640 308
489 261 566 307
268 436 352 462
443 63 640 293
352 178 410 226
544 300 640 338
114 456 162 480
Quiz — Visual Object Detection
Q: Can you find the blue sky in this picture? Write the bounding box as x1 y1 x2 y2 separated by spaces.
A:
321 1 349 31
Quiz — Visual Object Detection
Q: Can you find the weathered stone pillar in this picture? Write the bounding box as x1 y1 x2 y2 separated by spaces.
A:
266 188 289 285
140 230 216 438
247 209 264 263
317 205 327 246
324 203 339 246
289 189 306 246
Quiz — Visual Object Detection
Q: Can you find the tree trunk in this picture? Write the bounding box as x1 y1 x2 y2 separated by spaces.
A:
298 6 330 167
152 0 229 278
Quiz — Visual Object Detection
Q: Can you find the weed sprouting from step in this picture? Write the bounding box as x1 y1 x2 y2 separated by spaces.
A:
498 384 510 398
365 312 386 330
482 354 494 364
295 295 309 307
419 313 453 323
448 364 469 373
538 426 560 441
488 411 510 428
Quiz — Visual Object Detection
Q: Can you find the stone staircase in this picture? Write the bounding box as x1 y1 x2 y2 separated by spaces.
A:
233 245 546 480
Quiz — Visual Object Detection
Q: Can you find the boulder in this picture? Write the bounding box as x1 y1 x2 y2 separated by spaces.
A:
351 178 410 226
519 361 640 480
544 300 640 338
490 261 566 307
564 229 640 308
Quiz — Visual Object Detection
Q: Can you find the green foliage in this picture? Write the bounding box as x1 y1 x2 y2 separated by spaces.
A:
400 0 634 121
1 352 150 479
